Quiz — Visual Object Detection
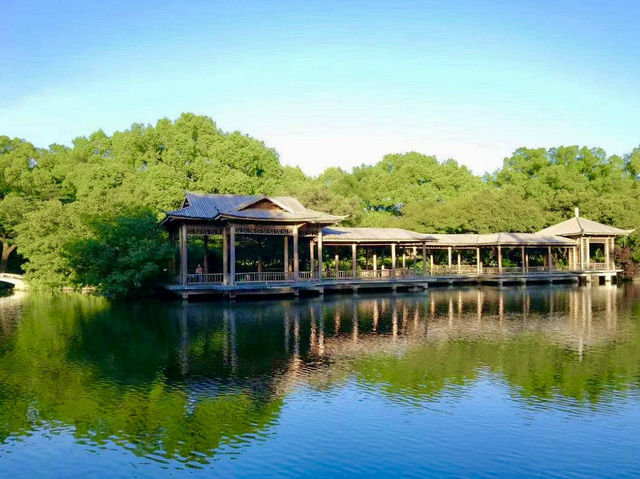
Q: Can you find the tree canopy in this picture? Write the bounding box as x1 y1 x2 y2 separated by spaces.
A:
1 113 639 296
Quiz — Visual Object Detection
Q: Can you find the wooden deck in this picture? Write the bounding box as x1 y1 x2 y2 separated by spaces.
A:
162 268 620 299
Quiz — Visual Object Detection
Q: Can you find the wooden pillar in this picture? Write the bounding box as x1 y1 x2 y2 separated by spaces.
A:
373 252 377 272
293 226 299 279
447 247 452 270
497 245 503 274
222 226 228 284
284 236 289 273
422 243 427 276
430 252 434 275
547 245 552 272
476 247 481 274
309 240 315 273
203 235 209 274
605 236 610 270
521 246 525 272
334 247 339 275
457 251 461 273
351 243 357 278
318 227 324 279
229 225 236 285
179 224 188 286
391 244 397 277
402 249 406 271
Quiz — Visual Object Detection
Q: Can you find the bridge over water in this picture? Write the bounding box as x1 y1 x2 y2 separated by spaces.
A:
0 273 29 291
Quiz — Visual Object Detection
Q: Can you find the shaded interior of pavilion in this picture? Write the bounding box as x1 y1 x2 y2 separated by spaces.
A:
176 229 609 284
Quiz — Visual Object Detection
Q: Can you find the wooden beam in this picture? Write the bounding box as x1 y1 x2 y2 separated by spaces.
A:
497 245 502 274
457 251 461 273
335 247 339 275
284 236 289 273
203 235 209 274
229 225 236 285
373 252 377 272
476 247 481 274
352 243 357 278
318 227 324 279
222 226 228 284
391 244 397 277
179 224 188 286
447 247 452 269
293 226 299 279
521 246 525 272
422 243 427 276
547 245 552 272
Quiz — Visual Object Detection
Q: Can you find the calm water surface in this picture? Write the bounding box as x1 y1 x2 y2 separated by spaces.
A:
0 285 639 478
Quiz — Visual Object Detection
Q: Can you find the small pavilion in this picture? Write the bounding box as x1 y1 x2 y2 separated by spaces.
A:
162 192 344 286
538 208 634 271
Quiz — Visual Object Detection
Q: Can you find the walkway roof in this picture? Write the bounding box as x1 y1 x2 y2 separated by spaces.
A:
164 192 345 224
321 228 575 247
321 227 434 243
538 216 634 237
430 233 576 247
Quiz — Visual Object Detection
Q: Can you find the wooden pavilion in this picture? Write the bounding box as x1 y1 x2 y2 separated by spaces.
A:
161 192 345 286
538 208 634 271
162 193 633 297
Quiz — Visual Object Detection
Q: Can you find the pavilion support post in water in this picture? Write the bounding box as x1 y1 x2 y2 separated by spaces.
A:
457 251 461 273
317 227 324 279
547 246 552 272
521 246 525 272
179 224 187 286
402 250 406 271
222 226 228 284
497 245 503 274
373 252 377 272
335 247 339 276
293 226 299 279
476 247 481 274
229 225 236 285
422 243 427 276
430 252 434 275
309 240 315 275
203 235 209 274
605 237 611 270
352 243 357 278
284 236 289 274
391 244 397 278
447 247 452 271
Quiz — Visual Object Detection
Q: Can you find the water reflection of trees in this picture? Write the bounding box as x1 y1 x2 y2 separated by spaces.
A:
0 285 638 464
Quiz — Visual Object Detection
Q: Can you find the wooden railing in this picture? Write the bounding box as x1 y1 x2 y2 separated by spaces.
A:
179 263 618 286
236 272 295 283
186 273 224 284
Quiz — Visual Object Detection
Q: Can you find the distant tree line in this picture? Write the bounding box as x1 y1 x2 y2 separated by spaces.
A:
1 113 639 296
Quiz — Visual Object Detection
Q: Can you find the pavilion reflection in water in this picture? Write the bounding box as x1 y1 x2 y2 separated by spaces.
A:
0 286 637 467
181 285 623 385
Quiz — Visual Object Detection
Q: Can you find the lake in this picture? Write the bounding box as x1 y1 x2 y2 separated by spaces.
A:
0 284 639 478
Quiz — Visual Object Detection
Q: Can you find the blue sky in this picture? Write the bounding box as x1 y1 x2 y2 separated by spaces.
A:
2 0 639 175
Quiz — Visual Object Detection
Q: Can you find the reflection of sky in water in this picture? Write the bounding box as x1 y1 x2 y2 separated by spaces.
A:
0 284 639 477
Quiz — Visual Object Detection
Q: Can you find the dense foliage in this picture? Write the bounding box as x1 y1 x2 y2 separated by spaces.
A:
1 113 639 296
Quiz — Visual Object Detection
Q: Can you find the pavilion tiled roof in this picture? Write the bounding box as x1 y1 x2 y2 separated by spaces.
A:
423 233 576 247
321 227 435 243
164 192 345 224
320 229 574 246
538 216 634 237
